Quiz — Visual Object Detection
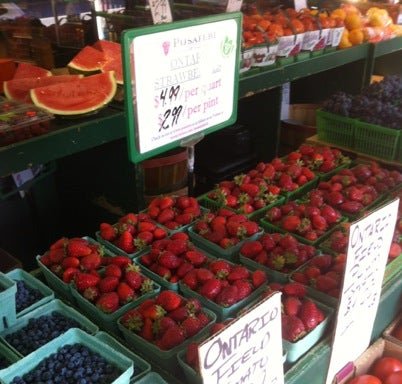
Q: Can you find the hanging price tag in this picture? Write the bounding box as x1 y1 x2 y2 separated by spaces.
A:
325 199 399 384
149 0 173 24
198 292 284 384
226 0 243 13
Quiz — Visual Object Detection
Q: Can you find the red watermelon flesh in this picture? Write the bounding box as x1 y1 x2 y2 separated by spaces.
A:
30 71 117 115
13 62 52 79
68 46 106 72
93 40 121 60
101 58 123 84
4 75 83 103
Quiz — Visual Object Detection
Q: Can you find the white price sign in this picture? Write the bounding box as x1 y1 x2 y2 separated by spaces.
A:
127 16 239 160
149 0 173 24
326 199 399 384
198 292 284 384
226 0 243 13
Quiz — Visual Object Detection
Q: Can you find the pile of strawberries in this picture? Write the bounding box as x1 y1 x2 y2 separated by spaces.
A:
291 253 346 298
192 209 261 249
138 233 210 283
263 282 326 342
99 212 167 255
240 233 316 272
146 195 202 230
285 144 351 174
72 256 155 314
119 291 212 350
181 259 267 307
315 162 402 215
264 199 343 243
40 237 105 283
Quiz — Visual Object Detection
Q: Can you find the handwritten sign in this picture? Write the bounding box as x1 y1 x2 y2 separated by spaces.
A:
149 0 173 24
294 0 307 12
122 14 241 163
226 0 243 13
325 199 399 384
198 292 284 384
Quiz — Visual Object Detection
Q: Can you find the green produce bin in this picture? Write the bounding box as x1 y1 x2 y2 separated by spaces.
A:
0 272 16 331
0 341 20 371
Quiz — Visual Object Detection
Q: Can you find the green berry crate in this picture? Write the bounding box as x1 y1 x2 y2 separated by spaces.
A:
316 109 356 148
71 278 161 335
0 341 20 371
36 236 111 303
135 246 215 292
95 331 151 383
397 135 402 163
0 272 16 331
295 51 311 61
187 225 263 262
283 299 334 363
6 268 54 318
197 193 229 212
259 217 347 247
95 231 150 259
135 372 169 383
0 328 134 384
117 305 216 373
179 275 267 322
384 254 402 286
354 120 400 161
281 177 319 203
0 298 98 358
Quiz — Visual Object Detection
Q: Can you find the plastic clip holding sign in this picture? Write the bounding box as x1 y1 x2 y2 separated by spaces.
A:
122 13 241 164
198 291 284 384
325 198 400 384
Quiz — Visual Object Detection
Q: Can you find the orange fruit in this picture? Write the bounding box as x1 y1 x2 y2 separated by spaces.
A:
348 28 364 45
330 8 346 21
345 14 362 30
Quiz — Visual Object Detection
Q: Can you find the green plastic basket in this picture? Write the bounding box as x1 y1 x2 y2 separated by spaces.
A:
0 341 20 371
6 268 54 318
0 328 133 384
177 349 203 384
0 298 98 357
397 135 402 163
187 226 263 262
316 109 356 148
117 305 216 373
135 372 169 383
354 120 400 161
179 276 267 322
95 331 151 383
0 272 16 331
295 51 311 61
283 299 334 363
71 278 161 335
281 177 319 202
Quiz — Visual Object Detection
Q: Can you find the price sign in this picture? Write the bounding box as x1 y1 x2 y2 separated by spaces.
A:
294 0 307 12
325 199 399 384
226 0 243 13
198 292 284 384
122 13 241 163
149 0 172 24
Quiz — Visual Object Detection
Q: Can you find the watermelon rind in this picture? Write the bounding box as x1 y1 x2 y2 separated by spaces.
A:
67 46 106 73
30 72 117 116
13 62 52 79
4 75 83 103
93 40 121 60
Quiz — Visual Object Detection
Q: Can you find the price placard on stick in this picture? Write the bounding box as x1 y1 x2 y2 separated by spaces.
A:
198 292 284 384
325 199 399 384
122 13 241 163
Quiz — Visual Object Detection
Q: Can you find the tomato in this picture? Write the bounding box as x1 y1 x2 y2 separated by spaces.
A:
384 371 402 384
348 375 382 384
370 357 402 381
391 321 402 341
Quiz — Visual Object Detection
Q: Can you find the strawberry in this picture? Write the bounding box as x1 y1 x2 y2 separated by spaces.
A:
98 276 120 293
186 298 202 314
196 268 214 283
62 267 78 283
99 223 117 241
104 255 132 268
233 279 253 300
159 325 186 350
311 254 333 270
182 316 203 337
340 201 363 213
311 215 328 231
67 239 92 258
282 215 301 232
140 317 154 341
158 251 182 269
171 232 190 242
104 264 122 279
154 265 172 280
282 314 306 342
157 208 175 224
115 230 134 253
74 272 100 292
80 253 102 271
176 262 194 278
153 228 167 240
141 304 166 320
198 278 222 300
185 250 207 266
159 196 175 210
251 270 267 288
389 242 402 259
82 286 100 302
283 296 302 316
227 266 249 282
137 221 157 233
155 291 182 312
120 309 143 331
96 292 120 313
168 306 189 322
124 266 143 290
215 285 239 307
282 282 306 297
314 275 338 293
208 260 231 277
298 300 322 331
49 248 65 264
117 282 136 304
240 241 263 258
186 342 200 370
62 256 80 269
182 270 198 290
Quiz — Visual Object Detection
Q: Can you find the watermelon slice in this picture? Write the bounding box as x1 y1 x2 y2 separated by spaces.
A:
13 62 52 79
4 75 83 103
93 40 121 60
68 46 106 73
30 72 117 115
101 58 123 85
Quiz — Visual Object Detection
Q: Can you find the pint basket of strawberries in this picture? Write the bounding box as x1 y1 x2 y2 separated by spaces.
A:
178 258 268 321
70 256 161 334
188 209 263 261
118 290 216 372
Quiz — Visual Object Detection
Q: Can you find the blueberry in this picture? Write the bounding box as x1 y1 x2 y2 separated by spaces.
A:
14 280 43 313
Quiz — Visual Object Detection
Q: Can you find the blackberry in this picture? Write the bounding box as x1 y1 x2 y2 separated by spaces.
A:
10 343 121 384
5 312 83 356
15 280 43 313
